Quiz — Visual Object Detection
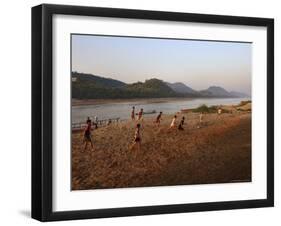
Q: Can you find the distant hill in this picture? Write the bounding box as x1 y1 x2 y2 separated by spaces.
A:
200 86 232 97
229 91 250 98
166 82 198 95
72 72 126 88
125 79 180 98
72 72 125 99
72 72 249 99
199 86 249 98
72 72 180 99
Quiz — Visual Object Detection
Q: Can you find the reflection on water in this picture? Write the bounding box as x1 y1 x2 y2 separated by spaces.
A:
72 98 249 123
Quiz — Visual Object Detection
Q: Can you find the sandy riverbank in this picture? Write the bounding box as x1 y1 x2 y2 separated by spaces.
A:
71 109 251 190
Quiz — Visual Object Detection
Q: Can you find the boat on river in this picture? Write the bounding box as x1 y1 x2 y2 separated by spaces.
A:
143 110 156 115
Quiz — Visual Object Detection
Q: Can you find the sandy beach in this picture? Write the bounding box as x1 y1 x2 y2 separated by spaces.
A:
71 106 251 190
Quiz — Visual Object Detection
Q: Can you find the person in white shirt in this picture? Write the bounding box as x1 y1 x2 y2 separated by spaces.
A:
93 116 98 129
130 123 142 151
137 108 143 121
169 115 177 129
197 112 203 129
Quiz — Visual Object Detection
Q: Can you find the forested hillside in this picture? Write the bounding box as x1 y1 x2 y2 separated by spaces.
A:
72 72 249 99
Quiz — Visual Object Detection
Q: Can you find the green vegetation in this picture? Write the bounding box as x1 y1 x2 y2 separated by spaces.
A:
72 72 182 99
71 72 250 99
192 104 218 113
237 100 252 107
192 104 237 114
72 72 126 88
236 100 252 112
124 79 179 98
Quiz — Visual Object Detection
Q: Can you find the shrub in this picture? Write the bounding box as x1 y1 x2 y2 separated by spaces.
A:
237 100 251 107
192 104 211 113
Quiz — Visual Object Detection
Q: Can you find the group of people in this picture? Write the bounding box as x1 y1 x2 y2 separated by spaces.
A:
129 107 187 151
131 106 144 121
82 105 222 151
169 115 185 130
130 107 185 129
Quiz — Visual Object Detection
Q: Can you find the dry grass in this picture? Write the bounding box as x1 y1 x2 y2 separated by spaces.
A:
72 110 251 190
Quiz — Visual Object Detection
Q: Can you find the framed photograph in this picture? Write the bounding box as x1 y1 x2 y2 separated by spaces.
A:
32 4 274 221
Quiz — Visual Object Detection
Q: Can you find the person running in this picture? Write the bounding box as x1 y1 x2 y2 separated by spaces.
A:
131 106 135 120
83 120 94 151
130 123 142 151
178 116 185 130
169 115 177 129
137 108 143 121
154 111 162 126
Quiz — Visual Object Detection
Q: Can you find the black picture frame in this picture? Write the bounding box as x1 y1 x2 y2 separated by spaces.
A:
32 4 274 222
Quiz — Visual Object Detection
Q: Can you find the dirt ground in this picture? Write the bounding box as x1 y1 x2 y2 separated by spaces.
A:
71 111 251 190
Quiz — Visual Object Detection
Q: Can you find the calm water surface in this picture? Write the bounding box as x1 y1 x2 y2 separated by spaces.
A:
72 98 249 123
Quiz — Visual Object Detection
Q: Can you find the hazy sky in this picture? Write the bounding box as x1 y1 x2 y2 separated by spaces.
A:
72 34 252 95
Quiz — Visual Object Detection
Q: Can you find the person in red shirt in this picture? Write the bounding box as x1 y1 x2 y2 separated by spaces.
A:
131 106 135 120
154 111 163 127
178 116 185 130
83 120 93 151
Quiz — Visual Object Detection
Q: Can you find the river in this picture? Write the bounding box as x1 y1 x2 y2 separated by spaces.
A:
72 97 250 123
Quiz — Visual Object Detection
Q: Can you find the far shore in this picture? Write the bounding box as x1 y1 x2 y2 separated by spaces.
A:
72 97 250 106
72 97 194 106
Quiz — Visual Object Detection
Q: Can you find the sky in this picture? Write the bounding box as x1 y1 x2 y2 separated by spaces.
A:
72 34 252 95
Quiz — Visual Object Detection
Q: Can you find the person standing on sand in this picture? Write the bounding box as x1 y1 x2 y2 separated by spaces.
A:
83 120 94 151
138 108 144 121
93 116 98 128
197 112 203 128
216 107 223 121
178 116 185 130
154 111 162 126
131 106 135 120
130 123 142 151
218 107 222 115
86 116 91 124
169 115 177 129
